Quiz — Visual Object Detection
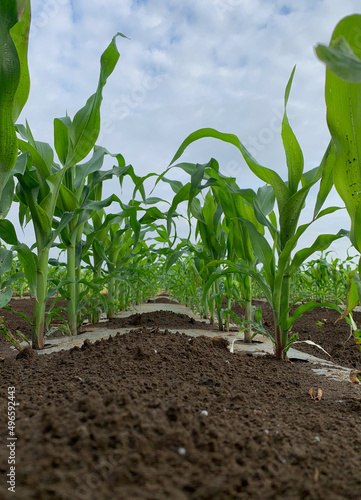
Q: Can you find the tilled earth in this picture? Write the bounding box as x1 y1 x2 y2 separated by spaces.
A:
1 297 361 499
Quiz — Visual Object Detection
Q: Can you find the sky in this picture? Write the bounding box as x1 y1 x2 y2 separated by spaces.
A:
10 0 361 262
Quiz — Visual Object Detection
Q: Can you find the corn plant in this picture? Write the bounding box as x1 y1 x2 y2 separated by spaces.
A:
14 33 125 348
159 159 267 337
191 190 229 329
169 68 346 359
162 243 202 311
55 145 135 333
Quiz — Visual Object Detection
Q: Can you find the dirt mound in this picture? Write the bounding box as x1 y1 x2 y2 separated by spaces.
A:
86 310 216 331
147 297 179 304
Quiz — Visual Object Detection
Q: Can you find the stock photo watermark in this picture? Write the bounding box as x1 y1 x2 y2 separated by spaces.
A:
213 0 242 17
74 454 120 499
99 72 167 140
6 386 19 494
31 0 69 38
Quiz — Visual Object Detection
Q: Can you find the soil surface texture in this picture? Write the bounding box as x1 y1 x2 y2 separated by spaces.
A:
1 297 361 499
84 310 225 333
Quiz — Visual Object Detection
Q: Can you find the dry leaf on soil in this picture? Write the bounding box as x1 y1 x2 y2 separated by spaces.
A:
309 387 323 401
349 370 361 384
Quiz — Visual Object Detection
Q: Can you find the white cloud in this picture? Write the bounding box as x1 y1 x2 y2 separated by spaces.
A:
12 0 361 258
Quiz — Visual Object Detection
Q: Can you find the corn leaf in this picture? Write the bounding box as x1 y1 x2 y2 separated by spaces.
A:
286 301 342 331
315 32 361 82
0 220 18 245
0 288 12 308
170 127 290 213
0 0 30 197
318 15 361 251
67 33 128 167
288 229 348 276
54 116 71 166
0 176 15 218
313 141 336 217
0 248 13 275
282 66 304 194
14 243 37 298
336 270 360 320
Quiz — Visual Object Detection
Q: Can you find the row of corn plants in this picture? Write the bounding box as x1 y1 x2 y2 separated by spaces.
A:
163 14 361 359
0 1 169 349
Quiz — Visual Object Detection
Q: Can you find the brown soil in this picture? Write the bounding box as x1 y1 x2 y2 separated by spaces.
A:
1 298 361 499
85 310 227 332
234 299 361 370
147 297 179 304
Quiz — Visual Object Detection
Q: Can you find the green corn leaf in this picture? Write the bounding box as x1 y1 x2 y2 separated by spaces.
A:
0 220 18 245
315 32 361 82
144 197 169 205
29 202 52 247
256 185 275 216
169 127 290 214
282 66 304 194
58 184 79 212
139 207 166 225
0 248 13 275
318 15 361 251
2 271 24 289
167 183 191 236
160 177 184 194
164 250 184 273
92 238 112 266
0 176 15 219
240 219 274 270
49 211 75 246
0 0 30 197
14 243 37 298
288 229 348 276
81 194 121 212
314 206 342 220
40 168 69 223
190 162 209 203
17 138 51 182
54 116 71 166
313 141 335 217
90 164 129 188
285 301 342 331
73 146 106 191
67 33 128 167
0 287 12 308
336 269 359 320
213 201 223 232
279 185 312 249
10 0 30 122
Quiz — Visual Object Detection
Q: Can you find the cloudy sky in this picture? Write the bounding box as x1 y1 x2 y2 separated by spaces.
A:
11 0 361 261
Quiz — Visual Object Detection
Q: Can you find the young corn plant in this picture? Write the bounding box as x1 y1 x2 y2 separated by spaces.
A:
195 165 272 338
14 33 125 348
192 190 229 329
159 159 267 338
55 146 133 333
170 68 346 359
